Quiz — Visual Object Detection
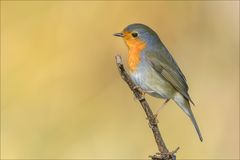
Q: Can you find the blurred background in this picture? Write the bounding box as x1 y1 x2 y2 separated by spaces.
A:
1 1 239 159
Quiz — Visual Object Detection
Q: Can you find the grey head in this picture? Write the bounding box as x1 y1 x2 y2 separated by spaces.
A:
123 23 161 46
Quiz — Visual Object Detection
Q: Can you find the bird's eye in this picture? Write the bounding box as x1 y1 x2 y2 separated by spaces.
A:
132 32 138 37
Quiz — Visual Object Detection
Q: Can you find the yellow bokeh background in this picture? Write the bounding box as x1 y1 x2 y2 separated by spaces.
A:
1 1 239 159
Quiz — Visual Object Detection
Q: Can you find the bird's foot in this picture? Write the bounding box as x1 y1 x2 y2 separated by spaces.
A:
154 113 158 119
146 116 159 129
133 85 144 95
133 86 145 101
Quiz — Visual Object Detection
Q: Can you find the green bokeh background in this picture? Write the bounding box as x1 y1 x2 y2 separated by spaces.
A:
1 1 239 159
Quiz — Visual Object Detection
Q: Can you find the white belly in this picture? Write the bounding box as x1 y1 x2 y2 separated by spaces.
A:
129 63 175 99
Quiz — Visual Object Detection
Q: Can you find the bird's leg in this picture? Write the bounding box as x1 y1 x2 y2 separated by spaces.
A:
154 99 170 118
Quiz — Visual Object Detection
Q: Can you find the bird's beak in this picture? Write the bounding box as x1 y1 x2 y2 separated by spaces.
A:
113 32 124 37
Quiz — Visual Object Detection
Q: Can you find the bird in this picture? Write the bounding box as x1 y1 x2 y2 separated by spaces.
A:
114 23 203 142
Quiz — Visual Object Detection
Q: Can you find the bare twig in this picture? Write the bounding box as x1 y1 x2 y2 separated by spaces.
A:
115 55 179 160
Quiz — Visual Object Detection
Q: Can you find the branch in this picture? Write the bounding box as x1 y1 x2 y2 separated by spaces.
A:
115 55 179 160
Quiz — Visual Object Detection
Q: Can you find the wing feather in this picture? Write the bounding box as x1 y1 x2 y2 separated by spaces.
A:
145 46 195 105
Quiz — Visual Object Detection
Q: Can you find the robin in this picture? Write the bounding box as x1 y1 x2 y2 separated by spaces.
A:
114 23 203 141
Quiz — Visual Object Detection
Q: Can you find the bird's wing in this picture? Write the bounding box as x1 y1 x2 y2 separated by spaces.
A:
145 46 195 105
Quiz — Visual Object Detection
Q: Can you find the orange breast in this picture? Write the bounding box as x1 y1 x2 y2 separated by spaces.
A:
124 36 146 72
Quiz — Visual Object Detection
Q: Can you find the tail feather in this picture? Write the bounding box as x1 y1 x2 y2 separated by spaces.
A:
188 106 203 142
173 93 203 142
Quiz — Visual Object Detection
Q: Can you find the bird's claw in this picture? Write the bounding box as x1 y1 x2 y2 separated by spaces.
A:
133 86 144 95
148 122 154 129
154 113 158 119
133 86 145 101
146 117 159 129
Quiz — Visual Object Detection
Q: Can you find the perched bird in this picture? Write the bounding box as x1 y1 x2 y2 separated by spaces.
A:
114 23 203 141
